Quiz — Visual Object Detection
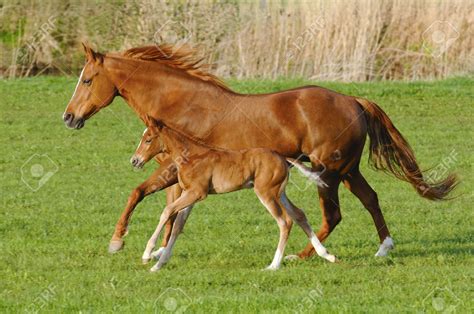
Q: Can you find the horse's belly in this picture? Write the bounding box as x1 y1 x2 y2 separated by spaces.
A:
209 176 252 194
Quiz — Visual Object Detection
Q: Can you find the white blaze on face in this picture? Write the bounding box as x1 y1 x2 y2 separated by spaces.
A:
69 67 85 103
135 127 148 155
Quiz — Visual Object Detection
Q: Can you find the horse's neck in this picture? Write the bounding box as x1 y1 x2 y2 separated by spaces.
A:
161 127 209 161
104 56 234 129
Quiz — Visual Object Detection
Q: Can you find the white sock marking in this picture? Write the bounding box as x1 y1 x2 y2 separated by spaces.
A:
375 236 394 257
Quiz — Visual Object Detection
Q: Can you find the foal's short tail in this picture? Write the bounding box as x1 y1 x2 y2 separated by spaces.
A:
355 98 458 201
286 158 328 188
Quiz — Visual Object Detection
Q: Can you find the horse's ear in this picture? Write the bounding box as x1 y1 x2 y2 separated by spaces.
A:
82 42 103 63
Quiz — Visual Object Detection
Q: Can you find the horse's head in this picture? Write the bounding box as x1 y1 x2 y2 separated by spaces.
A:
131 116 165 168
63 43 118 129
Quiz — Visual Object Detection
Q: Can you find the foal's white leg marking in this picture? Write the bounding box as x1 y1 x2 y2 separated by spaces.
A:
150 206 193 272
151 247 165 260
142 215 168 263
255 195 288 271
375 236 394 257
265 248 283 271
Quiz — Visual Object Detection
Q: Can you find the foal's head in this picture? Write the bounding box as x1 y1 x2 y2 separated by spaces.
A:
131 116 165 168
63 43 118 129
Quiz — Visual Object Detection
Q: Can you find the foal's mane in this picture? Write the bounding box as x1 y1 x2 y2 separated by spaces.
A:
123 45 232 92
157 120 228 152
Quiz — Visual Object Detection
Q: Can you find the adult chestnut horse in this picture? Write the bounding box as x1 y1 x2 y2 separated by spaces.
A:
63 43 457 261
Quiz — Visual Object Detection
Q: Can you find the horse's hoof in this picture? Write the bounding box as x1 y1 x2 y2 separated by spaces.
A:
375 237 394 257
150 266 159 272
142 257 151 264
108 239 124 253
284 254 300 261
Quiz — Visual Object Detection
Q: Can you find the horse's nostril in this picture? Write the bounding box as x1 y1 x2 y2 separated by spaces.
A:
76 118 85 129
63 112 73 123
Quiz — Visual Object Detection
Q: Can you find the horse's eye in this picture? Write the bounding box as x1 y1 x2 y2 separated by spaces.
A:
145 139 152 144
82 79 92 85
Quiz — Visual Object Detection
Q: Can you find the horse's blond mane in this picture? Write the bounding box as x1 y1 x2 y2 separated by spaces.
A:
123 44 232 92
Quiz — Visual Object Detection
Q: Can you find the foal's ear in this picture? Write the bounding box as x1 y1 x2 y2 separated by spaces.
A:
143 115 164 130
82 42 103 63
143 114 154 127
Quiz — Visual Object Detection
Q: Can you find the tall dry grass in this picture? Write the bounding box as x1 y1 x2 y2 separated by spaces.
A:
0 0 473 80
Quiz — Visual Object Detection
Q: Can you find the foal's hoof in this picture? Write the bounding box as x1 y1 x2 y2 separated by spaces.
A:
142 257 151 264
150 265 161 272
108 239 124 253
263 265 279 271
326 254 337 263
151 247 166 260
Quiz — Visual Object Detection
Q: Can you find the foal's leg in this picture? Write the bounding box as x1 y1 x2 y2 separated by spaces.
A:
343 169 394 256
280 192 336 263
297 172 342 259
109 159 178 253
150 205 193 271
255 188 292 270
151 184 183 259
142 190 202 266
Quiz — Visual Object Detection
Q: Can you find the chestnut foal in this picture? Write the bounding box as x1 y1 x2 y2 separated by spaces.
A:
131 116 335 271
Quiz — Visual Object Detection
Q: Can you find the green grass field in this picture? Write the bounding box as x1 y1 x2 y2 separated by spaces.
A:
0 77 472 313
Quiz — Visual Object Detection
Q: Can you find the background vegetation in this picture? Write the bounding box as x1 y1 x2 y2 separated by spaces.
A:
1 0 473 80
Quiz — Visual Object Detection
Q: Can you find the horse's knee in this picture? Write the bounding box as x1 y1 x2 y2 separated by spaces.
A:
129 187 145 202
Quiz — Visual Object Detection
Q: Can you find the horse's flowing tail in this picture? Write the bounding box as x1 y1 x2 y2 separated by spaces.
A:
286 158 328 188
355 98 458 201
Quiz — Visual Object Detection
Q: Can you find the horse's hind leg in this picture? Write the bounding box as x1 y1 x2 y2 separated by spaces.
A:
280 192 336 263
255 187 292 270
343 169 394 256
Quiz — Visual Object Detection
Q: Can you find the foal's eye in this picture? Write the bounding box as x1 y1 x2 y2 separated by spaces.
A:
145 139 152 144
82 79 92 85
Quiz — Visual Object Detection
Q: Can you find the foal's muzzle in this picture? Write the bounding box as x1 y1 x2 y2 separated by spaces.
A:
63 112 85 129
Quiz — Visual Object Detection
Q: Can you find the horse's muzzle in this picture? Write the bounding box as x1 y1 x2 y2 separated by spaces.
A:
130 156 144 168
63 113 85 129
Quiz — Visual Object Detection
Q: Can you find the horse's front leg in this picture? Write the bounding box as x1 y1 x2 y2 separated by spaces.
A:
109 159 178 253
